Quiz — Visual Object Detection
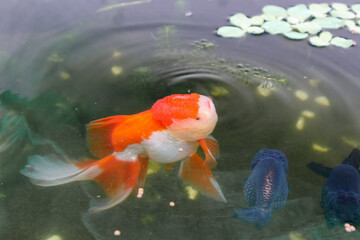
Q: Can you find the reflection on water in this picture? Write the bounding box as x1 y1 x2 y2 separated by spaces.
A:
1 0 360 239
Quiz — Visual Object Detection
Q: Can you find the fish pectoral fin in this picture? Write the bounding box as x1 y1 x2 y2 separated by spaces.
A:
198 137 219 169
86 115 127 158
90 154 141 212
178 154 226 202
307 162 332 178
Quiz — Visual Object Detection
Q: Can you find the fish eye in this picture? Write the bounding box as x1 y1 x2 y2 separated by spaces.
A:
196 118 200 120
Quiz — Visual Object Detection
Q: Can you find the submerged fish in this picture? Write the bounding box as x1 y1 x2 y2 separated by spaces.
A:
234 149 289 228
21 93 226 212
307 148 360 232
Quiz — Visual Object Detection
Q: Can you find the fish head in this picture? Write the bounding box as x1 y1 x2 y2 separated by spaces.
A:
251 149 288 173
151 93 218 141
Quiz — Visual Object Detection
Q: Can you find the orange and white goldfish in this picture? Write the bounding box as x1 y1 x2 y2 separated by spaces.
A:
21 93 226 212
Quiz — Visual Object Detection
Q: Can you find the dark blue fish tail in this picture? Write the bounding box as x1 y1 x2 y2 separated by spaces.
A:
234 207 272 228
342 148 360 169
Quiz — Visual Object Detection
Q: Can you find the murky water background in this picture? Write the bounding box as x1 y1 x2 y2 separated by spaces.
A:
1 0 360 239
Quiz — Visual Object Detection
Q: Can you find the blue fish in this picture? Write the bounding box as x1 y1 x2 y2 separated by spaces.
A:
307 148 360 232
234 149 289 228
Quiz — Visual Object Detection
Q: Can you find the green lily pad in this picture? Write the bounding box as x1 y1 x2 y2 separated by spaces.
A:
352 4 360 13
250 15 264 26
309 36 330 47
229 13 251 29
262 21 292 34
246 26 265 35
344 20 356 28
283 31 309 40
287 4 312 22
331 3 348 11
330 10 356 19
312 17 344 29
262 5 287 20
296 22 322 34
349 26 360 34
287 16 299 25
330 37 354 48
217 26 246 38
319 31 332 42
262 13 277 21
309 3 331 17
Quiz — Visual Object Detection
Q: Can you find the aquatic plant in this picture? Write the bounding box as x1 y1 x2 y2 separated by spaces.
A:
217 3 360 48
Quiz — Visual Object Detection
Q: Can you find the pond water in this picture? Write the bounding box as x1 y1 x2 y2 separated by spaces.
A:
1 0 360 239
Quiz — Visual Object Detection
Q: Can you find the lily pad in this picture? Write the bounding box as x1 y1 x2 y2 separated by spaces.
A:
262 13 277 21
283 31 308 40
319 31 332 42
217 26 246 38
246 26 265 35
229 13 251 29
330 37 354 48
262 5 287 20
262 21 292 34
296 22 322 34
330 10 356 19
287 4 312 23
312 17 344 29
352 4 360 13
287 16 299 25
349 26 360 34
250 15 264 26
309 36 330 47
309 3 331 17
344 20 356 28
331 3 348 11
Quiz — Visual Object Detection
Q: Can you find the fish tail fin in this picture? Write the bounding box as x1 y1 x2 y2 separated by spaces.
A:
179 153 227 203
21 154 148 212
234 207 272 228
20 155 98 186
342 148 360 169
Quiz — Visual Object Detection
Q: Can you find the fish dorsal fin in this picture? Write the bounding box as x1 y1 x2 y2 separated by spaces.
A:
307 162 332 178
342 148 360 169
179 154 227 202
86 115 126 158
198 136 219 169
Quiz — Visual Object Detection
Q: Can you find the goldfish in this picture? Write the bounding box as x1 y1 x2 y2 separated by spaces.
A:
307 148 360 232
21 93 226 212
234 149 289 228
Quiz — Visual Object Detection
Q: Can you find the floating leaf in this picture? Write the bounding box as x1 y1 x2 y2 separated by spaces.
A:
309 3 331 17
287 16 299 25
217 26 245 38
262 5 287 20
344 20 356 29
296 116 305 130
330 37 354 48
352 4 360 13
314 96 330 106
330 10 356 19
257 85 272 97
262 21 292 34
309 36 330 47
302 110 315 118
262 13 277 21
246 26 265 35
331 3 348 11
283 31 308 40
295 90 308 101
296 22 322 34
312 143 329 152
287 4 312 22
319 31 332 42
349 26 360 34
111 66 123 76
250 15 264 26
312 17 344 29
229 13 251 29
